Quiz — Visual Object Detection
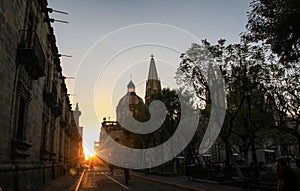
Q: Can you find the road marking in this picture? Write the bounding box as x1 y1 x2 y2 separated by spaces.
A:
75 169 86 191
101 172 129 190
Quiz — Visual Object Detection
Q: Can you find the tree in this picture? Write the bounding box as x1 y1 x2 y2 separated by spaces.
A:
125 88 181 150
264 57 300 156
245 0 300 63
176 39 274 182
245 0 300 157
147 88 181 147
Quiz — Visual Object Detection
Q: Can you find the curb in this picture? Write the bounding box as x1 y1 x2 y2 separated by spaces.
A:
192 178 220 184
132 173 205 191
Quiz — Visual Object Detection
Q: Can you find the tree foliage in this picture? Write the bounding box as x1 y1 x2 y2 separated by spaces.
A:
244 0 300 156
245 0 300 63
176 39 278 170
263 54 300 155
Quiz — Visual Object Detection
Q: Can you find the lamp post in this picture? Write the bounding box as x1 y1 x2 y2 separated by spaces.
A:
217 142 221 163
159 129 164 173
245 91 259 179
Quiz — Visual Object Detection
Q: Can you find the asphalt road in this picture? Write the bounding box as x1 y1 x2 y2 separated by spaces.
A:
79 169 189 191
78 168 256 191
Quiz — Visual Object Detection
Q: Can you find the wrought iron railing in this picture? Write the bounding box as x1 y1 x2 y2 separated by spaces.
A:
17 30 46 79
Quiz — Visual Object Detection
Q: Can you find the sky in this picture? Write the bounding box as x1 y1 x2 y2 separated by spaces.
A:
47 0 251 156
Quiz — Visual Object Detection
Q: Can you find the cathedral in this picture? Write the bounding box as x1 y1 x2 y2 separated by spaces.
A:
145 55 162 101
97 55 161 151
116 55 161 122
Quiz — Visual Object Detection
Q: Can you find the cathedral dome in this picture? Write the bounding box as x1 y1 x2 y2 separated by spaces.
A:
127 80 135 93
117 92 144 107
116 80 144 121
120 80 143 105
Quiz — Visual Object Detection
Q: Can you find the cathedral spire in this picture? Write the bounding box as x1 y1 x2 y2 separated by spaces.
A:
145 54 161 101
75 102 79 111
73 102 83 136
148 54 159 80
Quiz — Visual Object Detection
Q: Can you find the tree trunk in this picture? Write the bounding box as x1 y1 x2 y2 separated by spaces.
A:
243 139 249 165
225 142 230 166
222 135 244 181
296 136 300 158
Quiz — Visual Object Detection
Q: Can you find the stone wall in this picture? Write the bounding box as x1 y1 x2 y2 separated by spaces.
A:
0 0 83 190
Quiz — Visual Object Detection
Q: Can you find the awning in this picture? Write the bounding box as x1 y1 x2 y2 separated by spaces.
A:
264 149 275 153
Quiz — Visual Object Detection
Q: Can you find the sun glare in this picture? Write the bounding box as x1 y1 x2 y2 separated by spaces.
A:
83 145 96 160
85 153 96 160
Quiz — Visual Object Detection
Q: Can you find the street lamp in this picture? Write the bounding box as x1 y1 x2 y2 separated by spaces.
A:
216 141 221 163
245 91 259 179
159 129 164 173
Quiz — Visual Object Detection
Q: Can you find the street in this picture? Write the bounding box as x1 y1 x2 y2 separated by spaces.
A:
79 170 189 191
77 167 252 191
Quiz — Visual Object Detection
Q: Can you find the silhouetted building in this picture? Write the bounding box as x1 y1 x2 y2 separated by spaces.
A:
73 103 83 137
0 1 83 190
116 80 144 122
97 55 162 157
145 55 161 102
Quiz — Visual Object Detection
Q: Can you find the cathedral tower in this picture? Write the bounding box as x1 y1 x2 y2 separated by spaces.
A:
73 103 83 136
145 55 161 101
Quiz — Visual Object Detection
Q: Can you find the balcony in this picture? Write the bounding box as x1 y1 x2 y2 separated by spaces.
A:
17 30 46 80
43 85 58 107
11 139 33 158
53 100 62 117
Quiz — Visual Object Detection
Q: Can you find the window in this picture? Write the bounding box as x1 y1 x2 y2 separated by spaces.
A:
41 121 47 150
17 97 26 139
14 76 31 141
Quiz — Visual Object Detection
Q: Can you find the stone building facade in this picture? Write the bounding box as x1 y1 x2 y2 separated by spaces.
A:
0 0 83 190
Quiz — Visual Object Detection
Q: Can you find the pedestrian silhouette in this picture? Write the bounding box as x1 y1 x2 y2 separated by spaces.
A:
90 163 94 172
276 159 298 191
124 168 130 184
108 164 114 175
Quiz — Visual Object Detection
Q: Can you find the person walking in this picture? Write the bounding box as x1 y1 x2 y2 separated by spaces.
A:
108 164 114 175
90 162 94 172
276 159 298 191
124 168 130 184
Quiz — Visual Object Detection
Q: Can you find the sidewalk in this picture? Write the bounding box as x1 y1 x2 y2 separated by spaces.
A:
35 172 81 191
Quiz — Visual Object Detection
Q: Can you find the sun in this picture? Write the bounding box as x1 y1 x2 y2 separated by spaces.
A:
85 153 96 160
83 144 96 160
84 151 96 160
